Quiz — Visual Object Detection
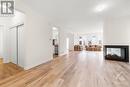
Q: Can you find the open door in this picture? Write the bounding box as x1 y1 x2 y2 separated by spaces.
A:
52 27 59 58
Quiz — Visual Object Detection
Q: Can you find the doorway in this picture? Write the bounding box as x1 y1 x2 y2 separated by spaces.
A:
66 38 69 52
52 27 59 58
9 24 24 67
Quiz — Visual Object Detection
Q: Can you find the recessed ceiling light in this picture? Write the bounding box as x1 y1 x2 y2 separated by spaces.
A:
95 4 107 12
52 27 57 30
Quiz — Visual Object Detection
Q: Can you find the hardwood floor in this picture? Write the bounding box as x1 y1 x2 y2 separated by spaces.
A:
0 51 130 87
0 63 24 81
0 58 3 64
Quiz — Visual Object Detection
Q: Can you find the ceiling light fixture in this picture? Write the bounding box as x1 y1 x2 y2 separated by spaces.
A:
52 27 58 30
95 4 107 12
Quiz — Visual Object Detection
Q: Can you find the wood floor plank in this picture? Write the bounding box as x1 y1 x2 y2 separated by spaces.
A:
0 63 23 81
0 51 130 87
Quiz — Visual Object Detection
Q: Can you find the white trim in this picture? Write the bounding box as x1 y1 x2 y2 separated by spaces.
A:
24 58 53 70
59 52 67 57
3 58 10 63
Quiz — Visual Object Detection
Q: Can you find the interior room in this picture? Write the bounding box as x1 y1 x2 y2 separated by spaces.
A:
74 32 103 51
0 0 130 87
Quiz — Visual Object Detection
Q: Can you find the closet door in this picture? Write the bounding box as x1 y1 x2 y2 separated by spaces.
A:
0 27 3 56
10 27 17 64
18 25 24 67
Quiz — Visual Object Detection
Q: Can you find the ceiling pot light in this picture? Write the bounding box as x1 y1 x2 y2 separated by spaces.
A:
95 4 107 12
52 27 58 30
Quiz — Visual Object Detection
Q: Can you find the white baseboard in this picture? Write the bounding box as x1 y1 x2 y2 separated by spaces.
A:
3 59 10 63
59 52 68 57
24 58 53 70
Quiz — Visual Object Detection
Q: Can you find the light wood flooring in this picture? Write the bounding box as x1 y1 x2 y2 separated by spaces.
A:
0 51 130 87
0 62 24 81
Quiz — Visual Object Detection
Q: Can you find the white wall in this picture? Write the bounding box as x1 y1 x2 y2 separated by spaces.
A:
68 33 74 51
0 27 3 56
0 17 12 63
25 15 53 69
15 0 75 69
59 29 74 56
11 11 26 27
15 1 53 69
103 16 130 62
74 34 80 45
103 16 130 45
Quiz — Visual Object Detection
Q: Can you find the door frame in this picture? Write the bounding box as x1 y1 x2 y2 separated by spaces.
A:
9 24 24 65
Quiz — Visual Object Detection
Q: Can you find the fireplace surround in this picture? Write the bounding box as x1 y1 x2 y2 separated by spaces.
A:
104 45 129 62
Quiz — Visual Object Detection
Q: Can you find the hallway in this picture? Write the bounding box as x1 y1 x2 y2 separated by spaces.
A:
0 51 130 87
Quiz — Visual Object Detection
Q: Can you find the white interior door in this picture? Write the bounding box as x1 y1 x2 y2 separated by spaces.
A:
18 25 24 67
10 27 17 64
0 27 3 57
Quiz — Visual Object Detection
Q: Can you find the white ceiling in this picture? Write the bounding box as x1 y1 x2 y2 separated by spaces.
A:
22 0 130 33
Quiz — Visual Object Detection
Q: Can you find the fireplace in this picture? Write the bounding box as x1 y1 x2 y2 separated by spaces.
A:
104 45 129 62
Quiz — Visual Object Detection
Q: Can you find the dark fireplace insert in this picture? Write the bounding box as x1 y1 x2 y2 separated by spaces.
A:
104 45 129 62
